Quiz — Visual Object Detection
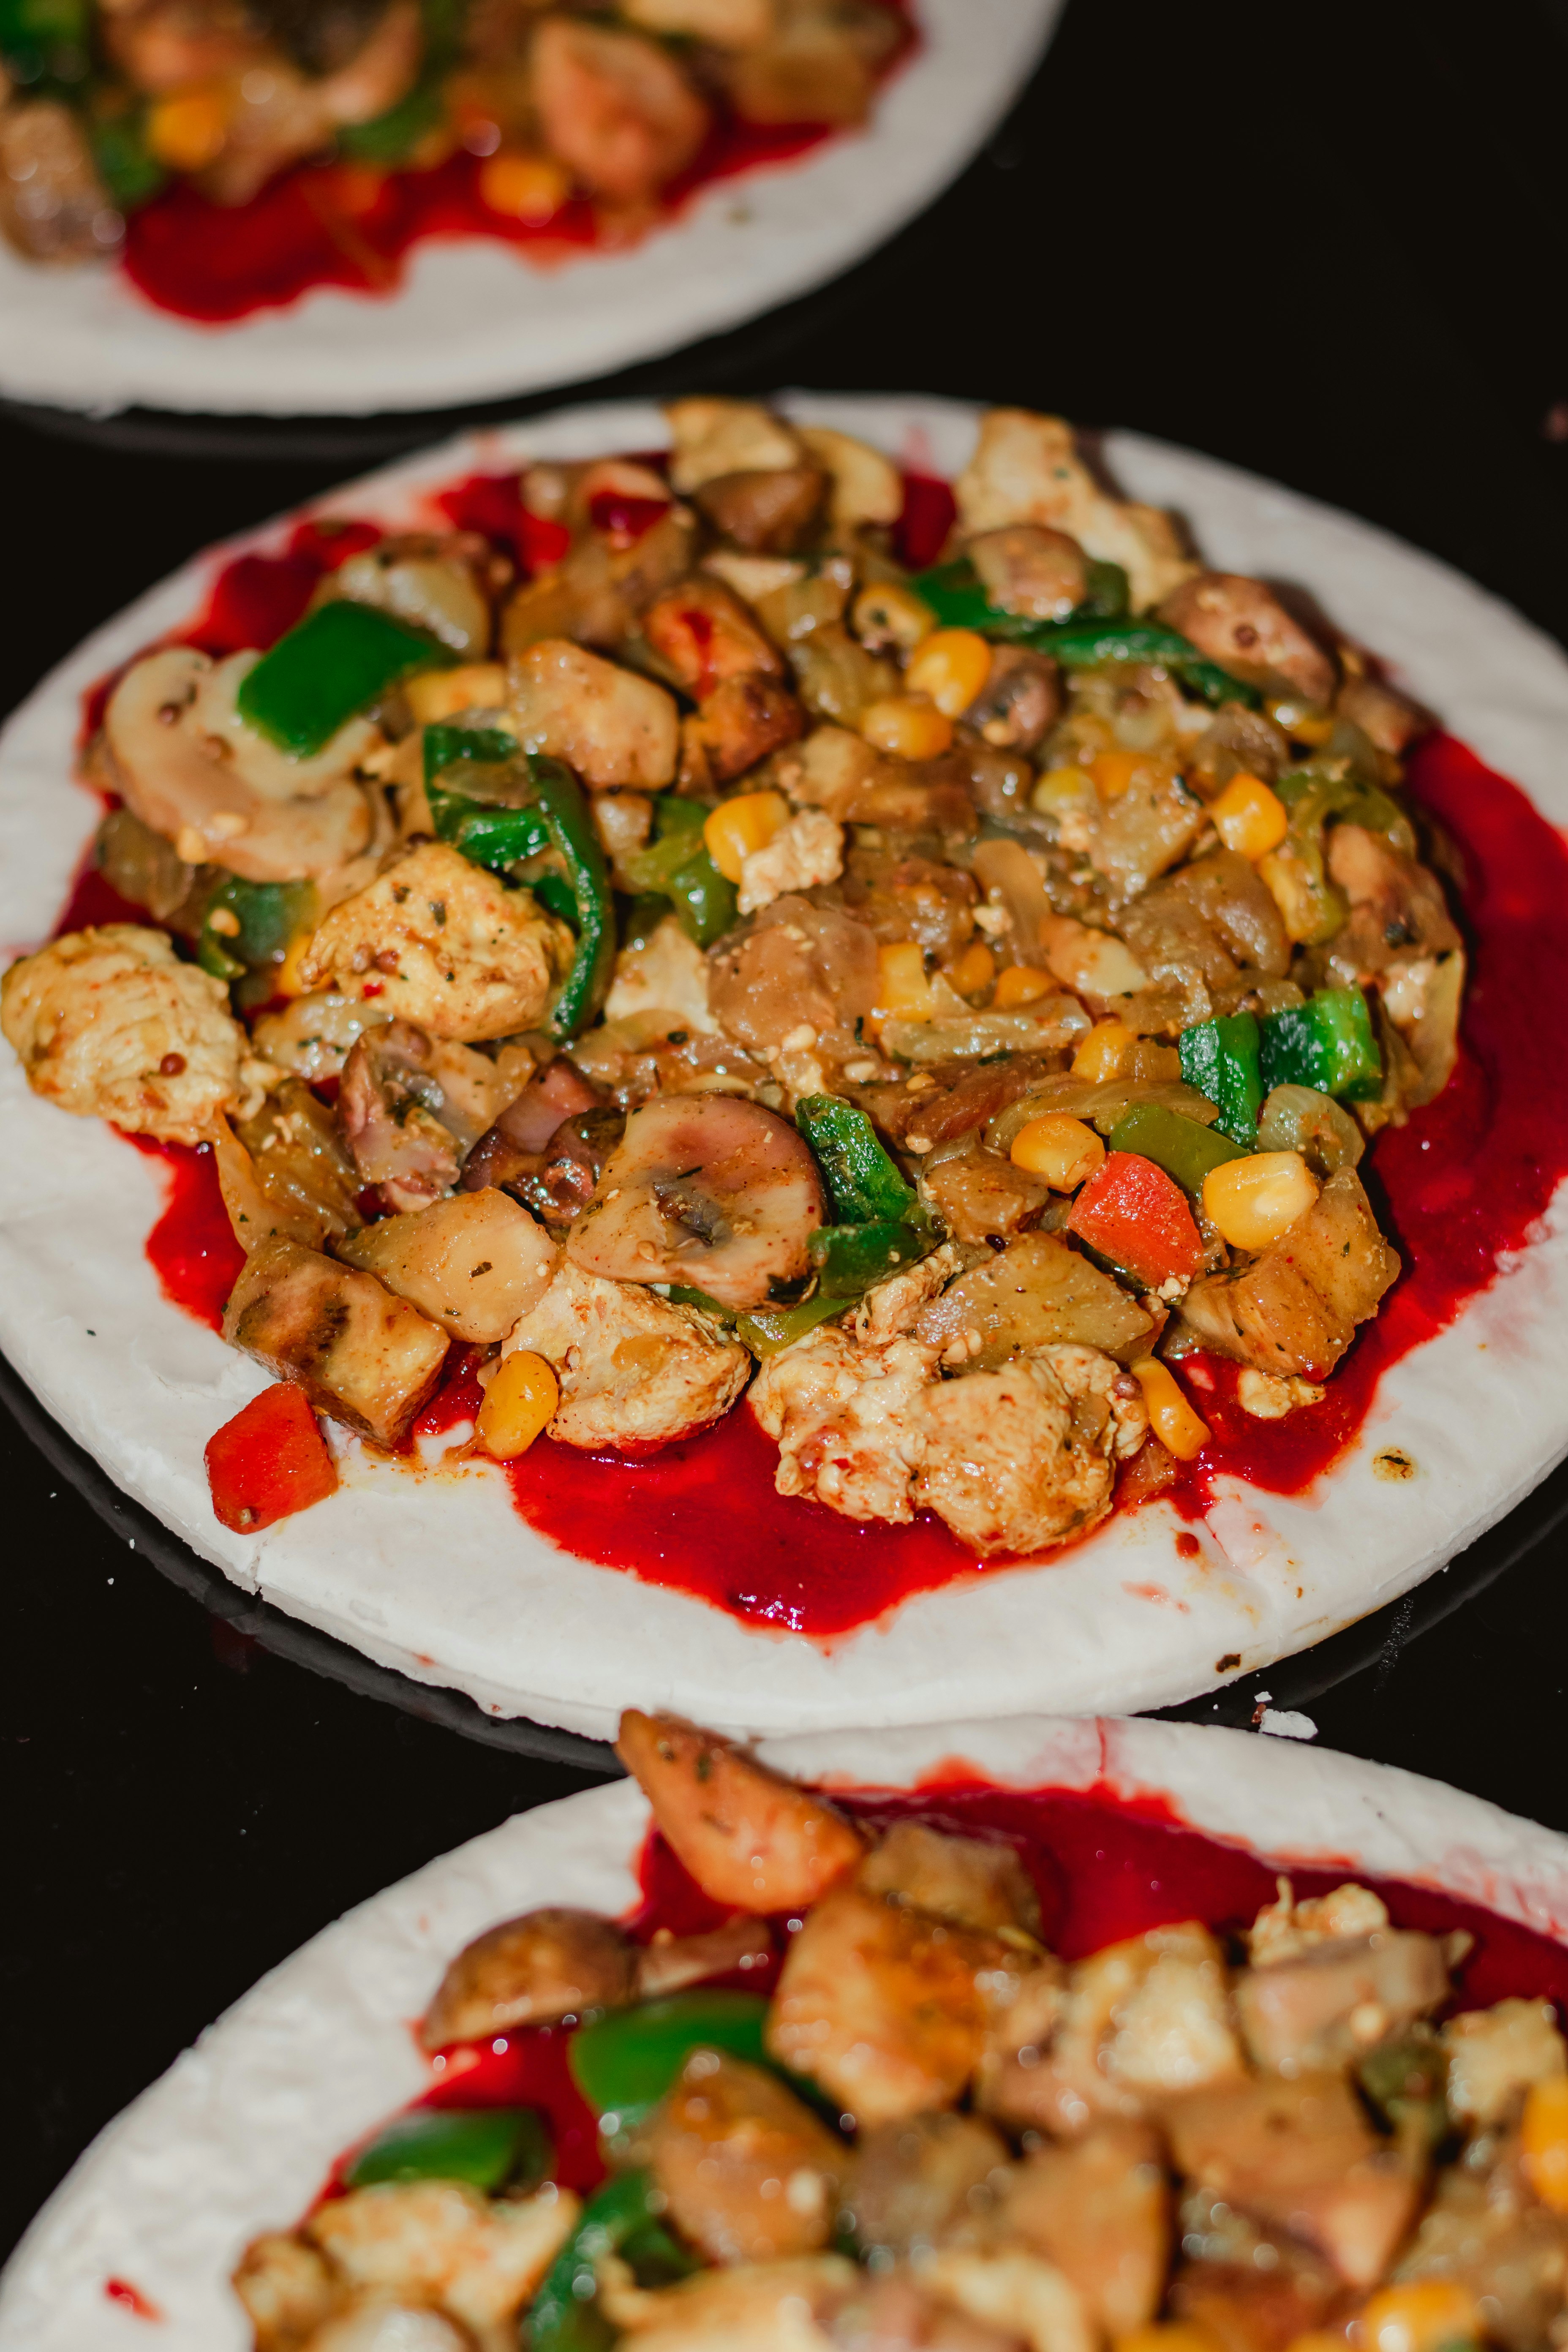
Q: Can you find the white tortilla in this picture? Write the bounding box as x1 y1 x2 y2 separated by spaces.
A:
4 1714 1568 2351
3 394 1567 1740
0 0 1059 418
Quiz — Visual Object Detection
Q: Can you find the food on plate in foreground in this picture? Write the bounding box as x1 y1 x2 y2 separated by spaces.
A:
233 1710 1568 2352
2 397 1461 1563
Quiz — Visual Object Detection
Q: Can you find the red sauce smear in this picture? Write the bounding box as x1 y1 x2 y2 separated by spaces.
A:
103 2277 162 2319
334 1781 1568 2208
116 44 908 329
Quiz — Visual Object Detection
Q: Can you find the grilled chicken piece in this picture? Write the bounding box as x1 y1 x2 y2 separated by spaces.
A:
508 637 680 789
954 409 1194 612
857 1821 1041 1939
500 1259 749 1449
1177 1168 1399 1380
982 2121 1170 2336
222 1236 449 1448
647 2050 845 2264
615 1710 865 1911
643 574 785 692
306 2180 577 2341
531 15 709 202
1234 1928 1449 2075
335 1188 558 1344
841 2111 1011 2263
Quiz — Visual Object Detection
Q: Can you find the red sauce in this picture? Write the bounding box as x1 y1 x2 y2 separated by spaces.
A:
338 1780 1568 2209
116 52 906 328
103 2277 162 2320
128 1137 246 1334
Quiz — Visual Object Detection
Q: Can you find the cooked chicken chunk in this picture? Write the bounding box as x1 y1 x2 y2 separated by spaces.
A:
749 1326 939 1526
604 915 718 1032
914 1348 1146 1558
1444 2001 1568 2132
665 397 807 493
1235 1929 1449 2075
616 1709 865 1910
766 1882 1017 2128
644 574 784 692
422 1907 635 2049
1158 574 1336 707
223 1236 451 1449
842 2111 1011 2262
857 1821 1041 1938
1246 1879 1390 1965
501 1260 749 1449
299 842 571 1045
954 410 1195 612
306 2180 577 2340
336 1190 558 1344
739 810 845 915
508 637 680 789
795 426 904 530
2 923 267 1145
531 16 709 202
1177 1168 1399 1379
920 2250 1097 2352
305 2301 470 2352
612 2254 854 2349
233 2231 339 2352
647 2049 845 2264
983 2122 1170 2336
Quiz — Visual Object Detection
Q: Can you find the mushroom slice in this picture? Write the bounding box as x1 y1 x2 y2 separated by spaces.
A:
567 1093 825 1309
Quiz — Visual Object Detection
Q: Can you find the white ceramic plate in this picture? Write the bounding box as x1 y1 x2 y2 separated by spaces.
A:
0 0 1059 419
3 392 1568 1742
6 1714 1568 2350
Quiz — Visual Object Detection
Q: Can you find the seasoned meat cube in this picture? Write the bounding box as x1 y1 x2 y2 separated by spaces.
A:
531 16 708 201
508 638 680 789
306 2180 577 2339
1235 1929 1449 2075
918 1144 1054 1243
858 1820 1041 1937
1445 2002 1568 2132
1165 2072 1420 2287
907 1233 1157 1369
738 809 844 915
1177 1168 1399 1380
222 1236 450 1449
1158 574 1336 706
503 508 697 655
914 1348 1138 1557
2 924 265 1146
232 2231 338 2352
335 1189 558 1344
665 396 807 492
766 1882 1016 2128
616 1708 865 1911
683 674 806 790
299 842 572 1045
1246 1879 1391 1965
967 525 1087 621
422 1907 635 2047
612 2255 855 2349
975 1960 1069 2132
954 409 1195 611
500 1259 749 1450
709 895 879 1056
694 466 829 553
1392 2139 1568 2345
749 1326 940 1526
842 2111 1011 2261
647 2049 844 2264
1084 762 1208 900
920 2249 1097 2352
985 2121 1170 2335
644 574 785 692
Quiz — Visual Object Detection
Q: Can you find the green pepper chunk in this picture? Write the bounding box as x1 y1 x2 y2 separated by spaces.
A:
425 726 553 870
621 798 737 950
196 876 318 983
338 80 445 163
910 557 1129 633
808 1220 926 1298
1106 1101 1248 1195
1274 762 1416 857
795 1094 916 1224
344 2105 551 2193
528 2169 664 2352
1260 988 1383 1102
904 570 1259 709
0 0 86 74
237 602 453 757
1178 1013 1264 1145
667 1284 847 1357
569 1992 771 2135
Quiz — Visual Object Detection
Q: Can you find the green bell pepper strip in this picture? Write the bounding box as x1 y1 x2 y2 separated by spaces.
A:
621 798 738 950
1178 1013 1264 1146
237 602 454 757
911 557 1129 633
795 1094 917 1224
1106 1102 1248 1195
906 564 1257 708
668 1284 846 1357
569 1992 771 2135
1260 988 1383 1102
344 2105 551 2193
528 2169 664 2352
1274 763 1416 857
808 1220 927 1298
425 725 553 869
196 876 318 983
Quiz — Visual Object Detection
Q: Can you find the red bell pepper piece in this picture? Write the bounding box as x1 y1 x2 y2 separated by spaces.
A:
1067 1150 1206 1290
205 1383 338 1533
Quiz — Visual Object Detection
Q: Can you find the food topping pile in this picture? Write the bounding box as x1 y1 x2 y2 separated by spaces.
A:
234 1713 1568 2352
0 0 904 267
1 402 1464 1557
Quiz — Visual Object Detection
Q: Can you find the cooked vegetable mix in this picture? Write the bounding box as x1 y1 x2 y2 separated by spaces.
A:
231 1712 1568 2352
2 399 1456 1560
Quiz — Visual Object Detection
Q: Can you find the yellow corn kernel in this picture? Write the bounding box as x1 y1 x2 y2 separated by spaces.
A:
1358 2283 1482 2352
1523 2077 1568 2211
406 663 508 724
1132 1359 1211 1462
1265 697 1336 746
276 930 316 1000
476 1350 559 1460
1010 1113 1105 1190
951 941 996 997
874 939 936 1023
1072 1019 1137 1082
1117 2326 1230 2352
905 627 994 718
859 695 954 760
1210 771 1289 860
993 964 1054 1010
480 152 570 222
1203 1151 1319 1250
703 790 790 883
851 580 934 654
147 87 231 172
1032 763 1097 819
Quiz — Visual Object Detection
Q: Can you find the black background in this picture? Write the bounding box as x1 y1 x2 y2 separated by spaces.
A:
6 0 1568 2271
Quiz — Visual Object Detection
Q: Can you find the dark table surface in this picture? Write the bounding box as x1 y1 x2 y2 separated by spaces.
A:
7 0 1568 2272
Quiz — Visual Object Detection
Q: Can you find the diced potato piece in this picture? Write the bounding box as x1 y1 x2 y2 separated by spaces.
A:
988 2122 1171 2335
306 2180 577 2338
222 1236 450 1448
1235 1930 1449 2075
907 1231 1156 1369
765 1882 1015 2129
508 637 680 789
615 1710 865 1910
1444 2001 1568 2131
857 1819 1041 1937
795 424 903 528
647 2049 844 2265
422 1908 634 2048
335 1189 558 1344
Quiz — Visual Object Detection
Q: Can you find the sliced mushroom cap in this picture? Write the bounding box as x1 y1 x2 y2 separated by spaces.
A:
338 1019 464 1212
567 1092 826 1309
421 1907 636 2048
104 647 373 883
327 532 496 658
1158 572 1336 707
